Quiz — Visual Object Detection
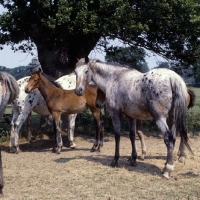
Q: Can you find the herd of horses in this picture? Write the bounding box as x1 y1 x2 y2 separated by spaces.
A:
0 57 196 195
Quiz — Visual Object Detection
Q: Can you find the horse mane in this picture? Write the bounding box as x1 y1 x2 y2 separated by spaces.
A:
41 72 62 88
90 59 130 69
0 72 20 104
77 58 138 73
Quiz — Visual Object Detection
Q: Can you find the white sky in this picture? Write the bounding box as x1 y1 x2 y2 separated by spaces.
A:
0 5 165 69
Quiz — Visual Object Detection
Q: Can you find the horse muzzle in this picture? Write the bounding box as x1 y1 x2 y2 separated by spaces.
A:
95 100 102 108
74 87 84 96
25 88 31 94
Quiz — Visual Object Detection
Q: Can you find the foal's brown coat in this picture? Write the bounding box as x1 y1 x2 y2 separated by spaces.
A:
25 71 104 153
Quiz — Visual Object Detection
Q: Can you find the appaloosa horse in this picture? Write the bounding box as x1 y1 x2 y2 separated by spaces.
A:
75 57 193 179
25 69 104 154
0 72 20 196
95 87 195 162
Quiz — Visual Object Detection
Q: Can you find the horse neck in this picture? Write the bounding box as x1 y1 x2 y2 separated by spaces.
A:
90 63 118 93
38 75 57 101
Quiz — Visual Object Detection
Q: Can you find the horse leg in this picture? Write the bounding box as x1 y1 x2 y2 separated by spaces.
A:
110 112 121 167
52 112 63 154
136 119 146 160
90 109 104 152
128 117 137 166
0 146 4 197
26 112 32 142
177 138 187 163
168 110 187 163
155 117 175 179
66 114 77 148
10 112 29 153
10 110 19 153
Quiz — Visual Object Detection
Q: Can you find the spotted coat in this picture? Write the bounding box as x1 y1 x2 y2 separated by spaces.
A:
10 73 78 152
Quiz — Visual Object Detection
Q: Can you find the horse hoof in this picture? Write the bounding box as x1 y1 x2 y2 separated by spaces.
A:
52 148 57 153
9 149 16 154
56 147 62 154
90 148 96 152
178 156 186 163
130 159 137 166
69 142 76 149
110 160 118 167
0 190 3 197
140 154 145 161
162 172 171 179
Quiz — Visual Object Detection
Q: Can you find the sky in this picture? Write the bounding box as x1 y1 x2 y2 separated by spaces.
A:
0 5 165 69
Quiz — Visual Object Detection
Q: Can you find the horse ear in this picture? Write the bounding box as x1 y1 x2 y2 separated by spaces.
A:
38 68 42 73
85 56 89 64
38 68 42 78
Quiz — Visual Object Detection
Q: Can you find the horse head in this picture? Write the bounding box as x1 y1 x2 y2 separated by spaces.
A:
25 69 42 93
74 57 92 96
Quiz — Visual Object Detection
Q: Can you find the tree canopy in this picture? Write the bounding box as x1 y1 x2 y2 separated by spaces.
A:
0 0 200 76
105 46 149 72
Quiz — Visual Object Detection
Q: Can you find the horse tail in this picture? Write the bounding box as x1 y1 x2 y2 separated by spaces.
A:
170 76 193 154
0 72 20 104
187 89 196 109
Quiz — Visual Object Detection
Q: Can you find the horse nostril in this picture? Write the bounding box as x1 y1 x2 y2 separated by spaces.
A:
25 88 29 93
95 101 102 108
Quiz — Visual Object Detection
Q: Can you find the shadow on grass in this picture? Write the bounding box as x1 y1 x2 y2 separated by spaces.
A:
0 134 96 153
54 154 163 177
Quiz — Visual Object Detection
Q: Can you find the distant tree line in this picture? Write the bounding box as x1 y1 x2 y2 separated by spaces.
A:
0 65 31 80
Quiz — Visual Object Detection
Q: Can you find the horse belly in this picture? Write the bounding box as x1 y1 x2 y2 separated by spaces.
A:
33 104 51 115
63 105 87 114
123 105 152 120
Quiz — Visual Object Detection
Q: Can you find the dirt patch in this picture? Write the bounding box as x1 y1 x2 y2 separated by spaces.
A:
1 133 200 200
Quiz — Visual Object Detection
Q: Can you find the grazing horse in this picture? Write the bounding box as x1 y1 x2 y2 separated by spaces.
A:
74 58 193 179
24 69 104 154
95 87 196 162
0 72 20 196
10 73 79 153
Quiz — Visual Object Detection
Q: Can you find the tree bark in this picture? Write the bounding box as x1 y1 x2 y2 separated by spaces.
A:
32 31 100 78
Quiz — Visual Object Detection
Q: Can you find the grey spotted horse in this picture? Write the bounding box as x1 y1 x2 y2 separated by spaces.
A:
75 57 193 179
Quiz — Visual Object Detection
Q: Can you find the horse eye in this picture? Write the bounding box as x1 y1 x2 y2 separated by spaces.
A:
85 70 88 74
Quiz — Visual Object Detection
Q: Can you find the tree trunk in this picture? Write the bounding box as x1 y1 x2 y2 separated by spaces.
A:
33 34 101 78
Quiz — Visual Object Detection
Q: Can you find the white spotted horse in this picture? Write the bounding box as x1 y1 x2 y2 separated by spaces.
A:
0 72 20 196
10 71 103 153
75 57 193 179
24 68 104 154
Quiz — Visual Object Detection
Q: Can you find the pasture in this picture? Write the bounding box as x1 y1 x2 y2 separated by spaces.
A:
0 87 200 199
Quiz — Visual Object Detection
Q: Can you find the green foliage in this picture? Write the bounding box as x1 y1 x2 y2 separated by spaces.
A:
105 46 150 72
0 65 31 80
155 62 170 69
0 1 200 74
